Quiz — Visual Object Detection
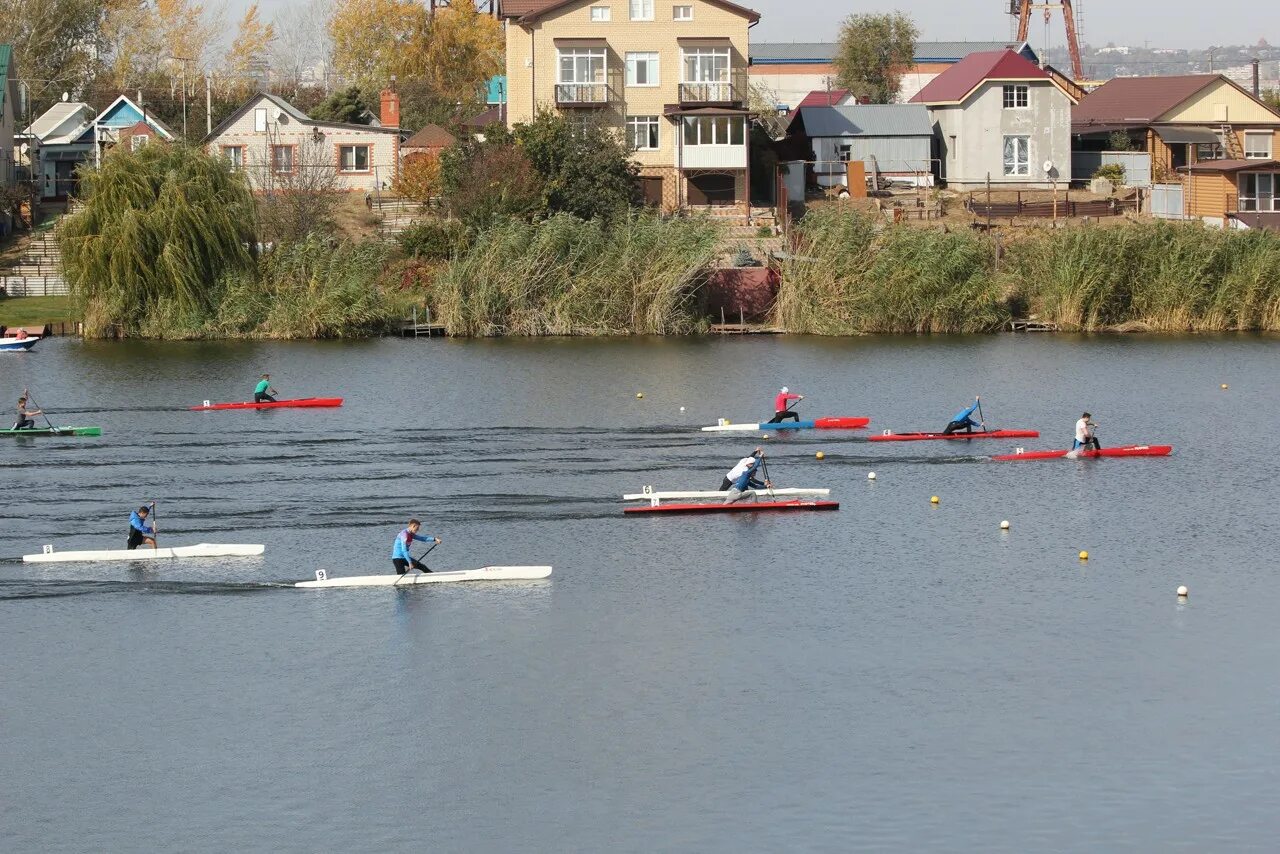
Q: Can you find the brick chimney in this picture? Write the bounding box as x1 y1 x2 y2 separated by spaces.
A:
380 87 400 129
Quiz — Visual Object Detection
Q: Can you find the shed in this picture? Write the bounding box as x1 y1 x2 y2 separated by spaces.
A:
785 104 934 188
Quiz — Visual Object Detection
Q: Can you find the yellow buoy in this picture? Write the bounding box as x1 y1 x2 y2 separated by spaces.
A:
1000 520 1010 530
636 392 644 399
930 496 940 504
815 451 825 460
1221 384 1229 390
1079 550 1089 560
1177 585 1189 597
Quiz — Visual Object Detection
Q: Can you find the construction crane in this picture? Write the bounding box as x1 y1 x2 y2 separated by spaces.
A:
1009 0 1085 82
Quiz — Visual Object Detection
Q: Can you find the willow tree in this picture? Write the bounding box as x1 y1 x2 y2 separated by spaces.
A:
60 143 257 336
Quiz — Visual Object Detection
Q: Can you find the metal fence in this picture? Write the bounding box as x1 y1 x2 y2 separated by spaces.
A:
1150 183 1187 219
1071 151 1153 188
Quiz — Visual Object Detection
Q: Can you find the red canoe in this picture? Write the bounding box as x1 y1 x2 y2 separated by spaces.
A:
992 444 1172 462
625 500 840 515
190 397 344 411
869 429 1040 442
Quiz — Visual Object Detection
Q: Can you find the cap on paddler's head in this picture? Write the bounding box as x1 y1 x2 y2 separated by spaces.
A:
781 386 789 393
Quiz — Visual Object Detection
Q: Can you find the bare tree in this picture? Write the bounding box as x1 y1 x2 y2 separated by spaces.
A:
270 0 335 92
255 134 343 245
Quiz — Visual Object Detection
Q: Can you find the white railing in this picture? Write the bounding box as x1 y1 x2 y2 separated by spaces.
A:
555 83 610 105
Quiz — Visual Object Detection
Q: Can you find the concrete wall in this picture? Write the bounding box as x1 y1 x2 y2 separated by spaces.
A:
750 63 949 109
931 80 1072 190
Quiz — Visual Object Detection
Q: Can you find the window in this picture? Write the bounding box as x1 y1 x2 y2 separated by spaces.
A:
625 52 659 87
557 48 608 103
130 135 149 151
339 144 370 172
1003 135 1030 176
222 146 244 168
837 143 852 162
1002 84 1029 109
627 116 660 150
590 5 610 21
683 47 732 101
629 0 653 20
682 115 745 146
271 145 294 173
1238 173 1276 212
254 107 268 132
1196 142 1222 162
1244 132 1273 160
673 5 693 20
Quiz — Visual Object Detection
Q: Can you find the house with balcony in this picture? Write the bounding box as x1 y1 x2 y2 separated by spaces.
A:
500 0 759 212
206 90 402 192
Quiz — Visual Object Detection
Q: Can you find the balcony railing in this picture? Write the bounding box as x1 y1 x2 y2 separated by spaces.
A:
555 83 612 108
679 74 746 105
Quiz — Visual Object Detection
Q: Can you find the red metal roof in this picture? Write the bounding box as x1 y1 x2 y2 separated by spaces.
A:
798 88 852 108
503 0 759 23
1073 75 1220 125
909 49 1051 104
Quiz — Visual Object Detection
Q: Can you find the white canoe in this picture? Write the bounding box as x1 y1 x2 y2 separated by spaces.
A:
296 565 553 588
623 488 829 501
24 543 266 563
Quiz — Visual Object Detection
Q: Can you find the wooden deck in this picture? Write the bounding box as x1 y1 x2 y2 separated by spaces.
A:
1008 319 1061 332
710 323 787 335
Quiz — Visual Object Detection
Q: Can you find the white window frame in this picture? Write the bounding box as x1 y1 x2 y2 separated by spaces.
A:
682 115 745 147
254 107 268 132
223 145 244 168
1243 132 1273 160
629 0 654 21
625 52 660 88
1003 135 1030 176
627 116 660 151
558 48 607 85
130 134 149 151
837 143 852 162
271 144 294 174
673 4 693 20
338 144 371 173
1002 84 1029 109
589 5 610 22
1237 173 1276 212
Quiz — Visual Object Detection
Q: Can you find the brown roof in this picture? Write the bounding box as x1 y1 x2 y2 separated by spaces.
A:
1073 75 1220 125
503 0 760 23
1178 158 1280 174
402 123 456 149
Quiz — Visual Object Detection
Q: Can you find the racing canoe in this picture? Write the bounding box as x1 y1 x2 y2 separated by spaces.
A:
625 499 839 515
701 417 869 433
24 543 266 563
869 429 1039 442
190 397 343 411
623 488 830 503
1 426 101 437
992 444 1173 462
297 566 553 588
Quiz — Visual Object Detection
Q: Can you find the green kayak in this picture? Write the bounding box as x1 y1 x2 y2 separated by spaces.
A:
0 426 102 437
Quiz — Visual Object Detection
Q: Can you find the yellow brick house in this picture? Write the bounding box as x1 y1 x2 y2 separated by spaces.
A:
500 0 760 213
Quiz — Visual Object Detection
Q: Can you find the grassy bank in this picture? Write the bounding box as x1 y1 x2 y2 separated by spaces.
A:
0 296 76 328
777 206 1280 333
426 212 723 336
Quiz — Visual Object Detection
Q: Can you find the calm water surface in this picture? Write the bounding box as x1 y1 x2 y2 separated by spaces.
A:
2 334 1279 852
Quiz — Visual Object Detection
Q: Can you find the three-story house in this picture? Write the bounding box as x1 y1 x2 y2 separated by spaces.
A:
500 0 759 213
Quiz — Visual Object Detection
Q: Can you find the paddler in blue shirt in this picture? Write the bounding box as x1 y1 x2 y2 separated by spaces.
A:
721 449 772 504
127 504 157 551
392 519 440 575
942 397 984 435
253 374 277 404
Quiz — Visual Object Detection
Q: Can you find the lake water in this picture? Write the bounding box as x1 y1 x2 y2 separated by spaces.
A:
2 334 1279 852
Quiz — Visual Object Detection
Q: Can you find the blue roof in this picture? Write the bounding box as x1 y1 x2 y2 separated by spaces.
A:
0 45 11 115
486 75 507 104
795 105 933 138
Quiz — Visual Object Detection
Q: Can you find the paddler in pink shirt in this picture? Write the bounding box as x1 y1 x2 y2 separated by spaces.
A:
767 387 803 424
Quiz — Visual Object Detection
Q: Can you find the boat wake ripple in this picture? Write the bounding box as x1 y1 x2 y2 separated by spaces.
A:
0 579 291 600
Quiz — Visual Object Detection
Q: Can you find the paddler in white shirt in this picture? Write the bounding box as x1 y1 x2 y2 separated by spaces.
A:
719 448 772 504
1073 412 1101 451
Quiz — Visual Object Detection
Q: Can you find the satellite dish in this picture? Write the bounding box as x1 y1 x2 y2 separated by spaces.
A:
276 110 287 122
61 92 69 102
1043 159 1054 173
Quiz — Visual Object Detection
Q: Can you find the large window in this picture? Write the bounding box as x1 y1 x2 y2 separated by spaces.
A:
1003 135 1030 176
682 47 732 102
1244 132 1273 160
1002 85 1029 109
630 0 653 20
1238 173 1276 212
557 48 607 103
625 52 659 87
254 108 268 132
627 116 660 150
339 144 370 172
271 145 294 174
682 115 745 146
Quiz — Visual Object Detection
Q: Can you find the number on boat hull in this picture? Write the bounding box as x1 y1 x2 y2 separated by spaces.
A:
315 569 327 582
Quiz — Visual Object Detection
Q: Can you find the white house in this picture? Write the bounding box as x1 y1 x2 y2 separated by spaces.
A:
910 49 1078 190
206 91 402 192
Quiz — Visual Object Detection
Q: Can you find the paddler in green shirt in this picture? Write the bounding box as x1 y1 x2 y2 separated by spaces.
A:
253 374 277 404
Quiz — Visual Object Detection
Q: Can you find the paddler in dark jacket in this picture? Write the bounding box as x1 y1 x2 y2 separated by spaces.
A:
942 397 984 435
13 396 41 430
392 519 440 574
253 374 277 404
127 504 157 550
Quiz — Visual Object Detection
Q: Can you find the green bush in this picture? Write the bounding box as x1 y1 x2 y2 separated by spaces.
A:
1093 163 1126 190
397 219 470 261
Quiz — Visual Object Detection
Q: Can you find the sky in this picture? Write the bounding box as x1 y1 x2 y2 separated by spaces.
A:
245 0 1274 51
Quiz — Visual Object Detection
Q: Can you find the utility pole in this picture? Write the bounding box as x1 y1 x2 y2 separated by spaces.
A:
168 56 195 138
206 75 213 136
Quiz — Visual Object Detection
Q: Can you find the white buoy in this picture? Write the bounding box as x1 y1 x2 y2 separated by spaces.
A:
1177 585 1189 597
1000 520 1010 530
679 406 685 412
867 472 876 480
